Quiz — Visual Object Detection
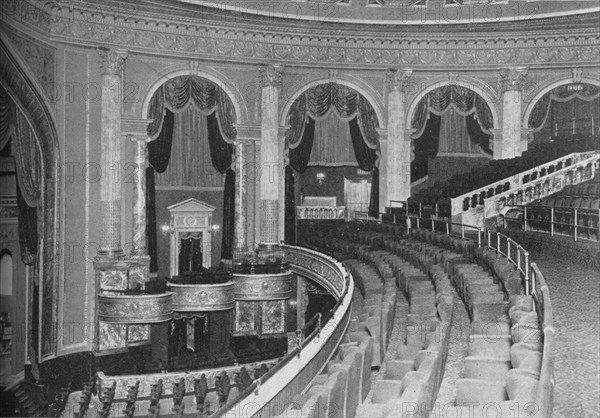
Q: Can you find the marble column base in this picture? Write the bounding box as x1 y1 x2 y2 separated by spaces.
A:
255 243 285 264
94 258 131 292
129 255 151 290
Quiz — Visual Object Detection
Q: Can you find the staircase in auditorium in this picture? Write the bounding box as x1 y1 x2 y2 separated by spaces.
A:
409 139 600 229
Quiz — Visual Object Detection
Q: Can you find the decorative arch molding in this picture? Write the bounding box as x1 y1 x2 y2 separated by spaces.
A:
138 67 247 125
0 38 60 360
279 76 385 129
405 78 500 131
522 76 600 129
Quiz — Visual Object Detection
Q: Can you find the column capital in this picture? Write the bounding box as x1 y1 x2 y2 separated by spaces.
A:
498 67 528 93
258 64 284 87
122 117 153 138
404 128 416 140
97 47 128 76
386 68 413 93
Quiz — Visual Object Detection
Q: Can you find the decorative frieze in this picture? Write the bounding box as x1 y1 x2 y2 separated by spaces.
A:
168 282 235 311
233 272 292 301
6 0 591 69
97 292 173 324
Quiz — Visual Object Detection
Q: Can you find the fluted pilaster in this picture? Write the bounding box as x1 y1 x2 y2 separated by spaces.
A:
97 47 128 258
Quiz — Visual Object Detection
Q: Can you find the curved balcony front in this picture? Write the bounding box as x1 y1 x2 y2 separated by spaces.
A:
233 271 293 301
98 293 173 324
167 281 235 312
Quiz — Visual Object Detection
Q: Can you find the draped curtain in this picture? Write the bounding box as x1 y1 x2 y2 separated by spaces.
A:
411 86 493 181
285 82 381 218
310 113 356 166
529 84 600 142
0 88 42 266
146 76 238 269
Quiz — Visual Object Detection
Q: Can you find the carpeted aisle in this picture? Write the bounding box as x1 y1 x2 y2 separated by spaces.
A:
533 252 600 418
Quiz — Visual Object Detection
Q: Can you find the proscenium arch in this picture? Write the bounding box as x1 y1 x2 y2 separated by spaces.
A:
522 77 600 129
279 78 385 129
140 69 245 125
405 80 500 131
0 38 60 360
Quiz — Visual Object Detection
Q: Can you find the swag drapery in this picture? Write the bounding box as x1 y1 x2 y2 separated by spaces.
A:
284 83 381 223
146 76 237 269
411 85 493 181
0 87 41 265
528 84 600 141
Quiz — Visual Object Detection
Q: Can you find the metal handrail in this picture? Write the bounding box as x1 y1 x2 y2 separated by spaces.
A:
506 204 600 242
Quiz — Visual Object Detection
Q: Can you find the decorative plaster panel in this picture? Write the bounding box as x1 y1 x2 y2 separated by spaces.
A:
233 272 293 301
167 281 235 311
97 292 173 324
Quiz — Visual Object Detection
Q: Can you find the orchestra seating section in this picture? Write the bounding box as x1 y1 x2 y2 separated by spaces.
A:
289 221 549 418
409 138 599 218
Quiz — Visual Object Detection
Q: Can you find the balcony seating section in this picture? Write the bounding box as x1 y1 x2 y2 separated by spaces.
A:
524 173 600 241
409 137 599 218
297 221 546 417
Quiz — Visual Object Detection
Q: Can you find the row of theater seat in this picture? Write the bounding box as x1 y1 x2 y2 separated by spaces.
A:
297 221 547 417
521 173 600 241
410 137 599 212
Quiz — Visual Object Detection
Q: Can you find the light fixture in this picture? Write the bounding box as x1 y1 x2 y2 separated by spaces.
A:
567 83 584 92
316 172 326 186
211 224 221 233
160 224 172 235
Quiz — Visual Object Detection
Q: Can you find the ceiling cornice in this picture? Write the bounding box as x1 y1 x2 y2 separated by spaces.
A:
2 0 599 70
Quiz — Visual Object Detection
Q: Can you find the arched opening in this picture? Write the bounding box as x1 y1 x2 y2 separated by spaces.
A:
97 75 240 374
283 82 381 244
1 39 59 366
528 82 600 151
409 85 494 190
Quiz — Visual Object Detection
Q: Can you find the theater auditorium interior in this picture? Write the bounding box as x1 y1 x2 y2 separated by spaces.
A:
0 0 599 417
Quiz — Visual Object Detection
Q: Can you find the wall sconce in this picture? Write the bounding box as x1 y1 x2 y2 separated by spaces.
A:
160 224 173 235
211 224 221 233
316 172 326 186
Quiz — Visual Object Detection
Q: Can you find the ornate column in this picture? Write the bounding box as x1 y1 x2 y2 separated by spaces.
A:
498 67 528 160
384 69 413 209
128 134 151 289
257 64 284 254
97 47 128 259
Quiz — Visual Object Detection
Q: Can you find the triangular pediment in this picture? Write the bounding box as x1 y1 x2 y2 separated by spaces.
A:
167 198 216 213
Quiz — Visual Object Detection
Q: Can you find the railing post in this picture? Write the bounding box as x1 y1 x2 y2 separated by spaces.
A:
416 217 420 229
517 246 521 271
431 218 435 231
487 230 491 249
574 208 578 241
507 239 511 262
525 252 530 295
524 206 528 232
446 221 450 235
497 232 501 253
550 207 555 236
419 202 422 218
435 203 439 218
461 224 465 239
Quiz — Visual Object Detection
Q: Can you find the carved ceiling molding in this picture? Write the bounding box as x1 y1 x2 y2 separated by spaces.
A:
3 0 599 69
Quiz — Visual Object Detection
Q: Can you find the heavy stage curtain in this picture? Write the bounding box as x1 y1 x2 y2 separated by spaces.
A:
285 83 381 218
146 76 238 269
0 89 41 265
411 86 492 180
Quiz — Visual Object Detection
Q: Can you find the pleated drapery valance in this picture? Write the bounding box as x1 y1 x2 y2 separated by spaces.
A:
286 82 380 151
411 85 494 139
529 83 600 132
